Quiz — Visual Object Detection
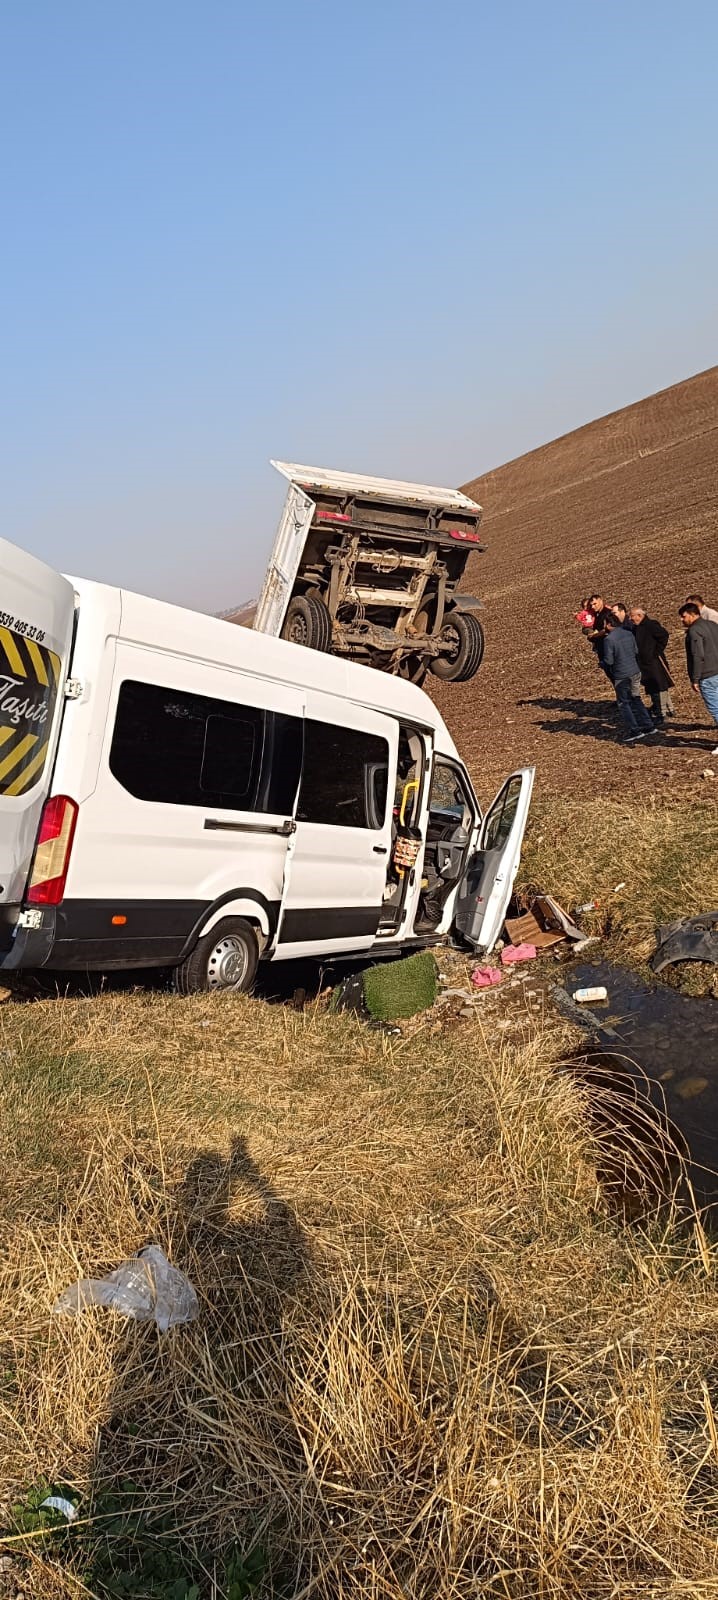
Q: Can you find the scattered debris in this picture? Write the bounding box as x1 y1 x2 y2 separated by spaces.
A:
613 883 626 893
39 1495 78 1523
552 985 621 1041
576 901 598 914
651 911 718 974
53 1244 199 1331
574 986 609 1004
702 769 715 780
506 893 586 951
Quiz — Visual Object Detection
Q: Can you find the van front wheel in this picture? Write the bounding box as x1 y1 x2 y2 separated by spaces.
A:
173 918 260 996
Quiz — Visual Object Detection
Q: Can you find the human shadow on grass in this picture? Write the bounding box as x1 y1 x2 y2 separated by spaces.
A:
85 1136 313 1597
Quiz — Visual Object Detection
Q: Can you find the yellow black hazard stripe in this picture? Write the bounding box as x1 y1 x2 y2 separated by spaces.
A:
0 626 61 687
0 627 61 797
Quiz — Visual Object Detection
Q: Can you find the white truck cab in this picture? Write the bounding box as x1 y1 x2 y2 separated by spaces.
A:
0 536 533 991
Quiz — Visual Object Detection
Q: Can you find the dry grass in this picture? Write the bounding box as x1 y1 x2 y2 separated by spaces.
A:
0 986 718 1597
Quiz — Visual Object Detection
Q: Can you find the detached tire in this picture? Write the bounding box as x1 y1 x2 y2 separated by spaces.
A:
173 918 259 996
281 594 333 652
429 611 485 682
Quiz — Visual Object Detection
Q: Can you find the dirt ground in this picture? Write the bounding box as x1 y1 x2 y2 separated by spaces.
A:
432 365 718 802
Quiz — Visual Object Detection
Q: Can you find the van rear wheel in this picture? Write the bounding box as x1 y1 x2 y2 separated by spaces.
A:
429 612 485 682
281 594 333 652
173 918 259 996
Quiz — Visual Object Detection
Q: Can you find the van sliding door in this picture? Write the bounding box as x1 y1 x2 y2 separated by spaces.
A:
276 694 398 958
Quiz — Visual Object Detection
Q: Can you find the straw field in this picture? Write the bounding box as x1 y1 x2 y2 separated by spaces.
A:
1 967 718 1598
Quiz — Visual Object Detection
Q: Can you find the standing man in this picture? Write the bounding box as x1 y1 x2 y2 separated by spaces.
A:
686 594 718 625
679 603 718 753
602 616 655 742
629 606 675 724
611 602 634 630
587 594 613 675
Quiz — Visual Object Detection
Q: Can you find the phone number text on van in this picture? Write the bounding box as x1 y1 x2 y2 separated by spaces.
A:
0 613 46 642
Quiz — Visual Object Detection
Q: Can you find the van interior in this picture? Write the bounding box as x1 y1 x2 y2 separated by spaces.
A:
378 726 477 938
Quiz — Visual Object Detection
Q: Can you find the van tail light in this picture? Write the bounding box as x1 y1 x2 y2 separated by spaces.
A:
26 795 79 906
449 529 483 543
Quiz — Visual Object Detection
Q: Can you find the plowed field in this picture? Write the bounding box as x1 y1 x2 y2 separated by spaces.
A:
432 366 718 801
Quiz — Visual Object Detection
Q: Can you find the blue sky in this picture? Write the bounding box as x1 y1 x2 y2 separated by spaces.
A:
1 0 716 609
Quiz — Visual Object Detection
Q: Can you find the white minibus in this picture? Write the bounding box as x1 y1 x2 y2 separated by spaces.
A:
0 538 533 991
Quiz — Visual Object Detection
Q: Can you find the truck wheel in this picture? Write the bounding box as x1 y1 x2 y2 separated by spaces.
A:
281 595 333 652
173 918 260 996
429 612 485 682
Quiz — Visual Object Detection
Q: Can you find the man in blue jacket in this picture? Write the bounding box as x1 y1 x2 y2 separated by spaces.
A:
603 617 654 743
679 603 718 754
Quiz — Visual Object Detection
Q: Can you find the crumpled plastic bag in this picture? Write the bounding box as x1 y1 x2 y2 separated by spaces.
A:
53 1245 199 1332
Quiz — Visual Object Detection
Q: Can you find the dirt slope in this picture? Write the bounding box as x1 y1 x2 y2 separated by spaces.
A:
431 366 718 802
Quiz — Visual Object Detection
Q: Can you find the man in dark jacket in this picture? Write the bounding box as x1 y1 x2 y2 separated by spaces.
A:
629 607 675 723
602 618 654 742
586 594 613 675
679 604 718 752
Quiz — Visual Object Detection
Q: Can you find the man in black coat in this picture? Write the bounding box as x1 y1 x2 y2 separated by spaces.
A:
629 607 675 724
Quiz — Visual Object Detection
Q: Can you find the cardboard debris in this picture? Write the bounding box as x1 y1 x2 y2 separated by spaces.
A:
505 894 586 950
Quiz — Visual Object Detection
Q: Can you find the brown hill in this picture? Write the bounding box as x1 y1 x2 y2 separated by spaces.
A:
432 366 718 801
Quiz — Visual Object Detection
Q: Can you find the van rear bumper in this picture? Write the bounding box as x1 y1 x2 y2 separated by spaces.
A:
0 906 56 970
0 894 281 972
0 902 190 971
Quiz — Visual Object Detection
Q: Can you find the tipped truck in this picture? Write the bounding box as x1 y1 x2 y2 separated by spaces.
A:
252 462 486 685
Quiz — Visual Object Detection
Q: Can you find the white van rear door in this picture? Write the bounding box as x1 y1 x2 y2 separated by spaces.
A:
453 768 535 953
0 539 76 905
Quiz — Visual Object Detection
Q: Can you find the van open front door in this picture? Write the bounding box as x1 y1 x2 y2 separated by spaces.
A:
453 767 535 953
0 539 76 918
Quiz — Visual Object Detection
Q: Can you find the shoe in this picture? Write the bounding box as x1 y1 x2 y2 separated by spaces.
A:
621 733 645 744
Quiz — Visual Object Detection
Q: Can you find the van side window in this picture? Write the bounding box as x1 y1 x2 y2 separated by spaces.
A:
109 681 302 814
297 720 388 829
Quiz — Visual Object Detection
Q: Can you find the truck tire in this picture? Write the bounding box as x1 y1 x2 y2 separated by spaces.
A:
281 595 333 652
429 612 485 682
173 918 259 996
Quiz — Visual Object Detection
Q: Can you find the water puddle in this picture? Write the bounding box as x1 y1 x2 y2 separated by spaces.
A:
554 960 718 1215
